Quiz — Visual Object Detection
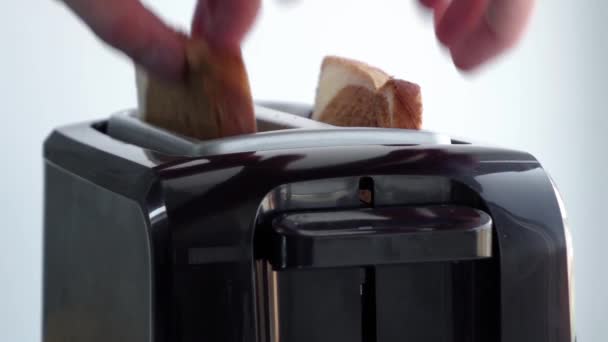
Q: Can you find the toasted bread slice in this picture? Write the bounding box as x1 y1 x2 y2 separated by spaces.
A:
136 38 256 140
312 56 422 129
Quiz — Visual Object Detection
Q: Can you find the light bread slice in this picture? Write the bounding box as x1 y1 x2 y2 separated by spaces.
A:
311 56 422 129
136 38 256 140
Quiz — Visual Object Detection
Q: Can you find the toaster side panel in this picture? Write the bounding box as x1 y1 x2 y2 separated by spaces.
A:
42 163 153 342
473 164 573 342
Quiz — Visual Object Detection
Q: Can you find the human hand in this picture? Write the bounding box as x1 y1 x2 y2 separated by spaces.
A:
62 0 261 81
419 0 535 71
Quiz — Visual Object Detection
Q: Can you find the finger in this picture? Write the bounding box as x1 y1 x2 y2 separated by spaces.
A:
418 0 451 31
449 0 534 70
63 0 186 81
435 0 488 46
191 0 261 50
419 0 444 9
432 0 451 28
448 20 505 70
485 0 535 44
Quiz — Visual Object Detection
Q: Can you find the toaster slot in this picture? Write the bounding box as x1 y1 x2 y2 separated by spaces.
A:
375 263 454 342
255 261 362 342
102 108 451 157
278 267 362 342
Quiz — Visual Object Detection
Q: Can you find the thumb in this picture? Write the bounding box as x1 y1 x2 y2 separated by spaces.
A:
63 0 186 81
191 0 261 50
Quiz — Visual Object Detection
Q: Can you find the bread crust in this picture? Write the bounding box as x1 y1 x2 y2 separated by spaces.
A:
379 79 422 129
137 39 256 140
313 56 422 130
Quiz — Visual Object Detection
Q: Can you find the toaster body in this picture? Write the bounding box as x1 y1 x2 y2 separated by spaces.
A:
42 104 575 342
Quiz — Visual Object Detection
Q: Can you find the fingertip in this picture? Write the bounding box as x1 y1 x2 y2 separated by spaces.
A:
192 0 261 49
134 41 187 82
448 22 507 73
451 52 480 72
450 46 478 71
123 25 187 82
435 0 489 47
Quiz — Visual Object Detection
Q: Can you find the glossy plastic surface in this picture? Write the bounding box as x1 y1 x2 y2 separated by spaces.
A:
43 105 574 342
269 205 492 269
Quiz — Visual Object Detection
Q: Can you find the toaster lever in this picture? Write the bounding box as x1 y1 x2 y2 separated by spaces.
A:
267 205 492 269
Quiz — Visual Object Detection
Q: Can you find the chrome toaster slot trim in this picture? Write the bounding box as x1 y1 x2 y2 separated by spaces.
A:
104 105 452 157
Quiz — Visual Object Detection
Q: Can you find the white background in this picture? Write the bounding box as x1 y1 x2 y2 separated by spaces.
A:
1 0 606 340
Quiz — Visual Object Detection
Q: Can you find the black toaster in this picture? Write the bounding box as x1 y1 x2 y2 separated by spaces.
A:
42 102 575 342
